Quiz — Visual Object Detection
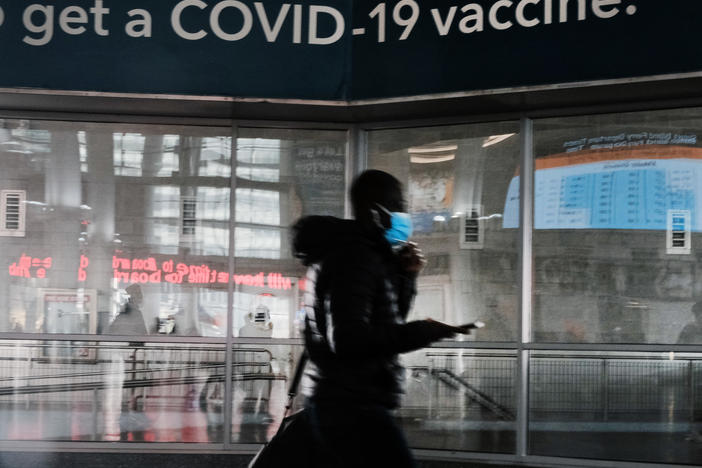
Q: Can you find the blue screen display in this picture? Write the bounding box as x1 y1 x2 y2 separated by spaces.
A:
503 152 701 231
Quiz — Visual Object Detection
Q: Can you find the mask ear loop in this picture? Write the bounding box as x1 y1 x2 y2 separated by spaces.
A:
371 207 383 230
375 203 392 216
373 203 392 230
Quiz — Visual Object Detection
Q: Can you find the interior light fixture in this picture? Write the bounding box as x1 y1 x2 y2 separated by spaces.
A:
410 154 455 164
482 133 516 147
453 211 503 221
478 213 503 221
408 145 458 154
0 141 30 154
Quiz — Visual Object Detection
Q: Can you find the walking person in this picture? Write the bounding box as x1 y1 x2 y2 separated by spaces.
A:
292 169 469 468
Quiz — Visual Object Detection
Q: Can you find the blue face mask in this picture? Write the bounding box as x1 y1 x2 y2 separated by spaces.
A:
377 205 413 245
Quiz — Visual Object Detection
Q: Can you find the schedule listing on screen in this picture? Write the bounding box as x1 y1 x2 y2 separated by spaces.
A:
502 146 702 231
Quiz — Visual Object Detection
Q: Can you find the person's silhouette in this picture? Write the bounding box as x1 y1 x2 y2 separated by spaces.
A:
677 300 702 344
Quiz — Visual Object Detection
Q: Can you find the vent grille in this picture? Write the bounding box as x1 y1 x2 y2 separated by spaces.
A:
460 206 483 250
0 190 26 237
181 197 197 238
667 209 691 255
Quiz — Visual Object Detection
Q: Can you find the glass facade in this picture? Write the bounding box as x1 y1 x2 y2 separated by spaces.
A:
529 351 702 464
532 109 702 345
0 121 233 338
366 122 521 343
0 108 701 466
0 340 226 442
232 128 347 339
400 349 516 453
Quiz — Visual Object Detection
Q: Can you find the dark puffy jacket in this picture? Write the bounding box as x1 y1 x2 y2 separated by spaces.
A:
292 216 451 409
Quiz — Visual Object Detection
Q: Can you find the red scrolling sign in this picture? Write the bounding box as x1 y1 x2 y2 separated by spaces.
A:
8 253 292 291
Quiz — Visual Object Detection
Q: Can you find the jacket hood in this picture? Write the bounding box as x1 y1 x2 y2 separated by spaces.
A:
292 216 368 266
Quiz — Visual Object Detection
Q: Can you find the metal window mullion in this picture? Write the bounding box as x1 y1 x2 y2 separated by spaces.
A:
346 125 366 219
4 332 698 352
351 124 367 175
414 449 697 468
517 116 534 458
524 342 702 353
223 123 239 450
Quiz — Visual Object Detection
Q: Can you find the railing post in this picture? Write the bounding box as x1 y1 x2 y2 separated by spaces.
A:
517 116 534 458
224 123 239 450
602 359 609 422
688 359 694 427
92 387 99 440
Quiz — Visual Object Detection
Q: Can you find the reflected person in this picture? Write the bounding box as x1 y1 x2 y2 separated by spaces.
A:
104 284 149 441
237 305 274 442
293 169 469 468
677 300 702 344
107 284 148 336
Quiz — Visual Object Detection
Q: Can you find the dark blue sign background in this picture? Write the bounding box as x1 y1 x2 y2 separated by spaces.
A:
0 0 701 101
0 0 351 100
351 0 702 99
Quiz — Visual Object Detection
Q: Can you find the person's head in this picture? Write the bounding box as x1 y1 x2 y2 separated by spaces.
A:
350 170 405 230
125 284 143 305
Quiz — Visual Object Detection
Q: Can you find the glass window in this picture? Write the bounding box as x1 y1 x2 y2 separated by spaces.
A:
401 349 516 453
113 133 145 176
0 340 225 443
529 350 702 464
232 128 348 339
229 344 305 443
367 122 520 341
533 109 702 344
0 119 231 337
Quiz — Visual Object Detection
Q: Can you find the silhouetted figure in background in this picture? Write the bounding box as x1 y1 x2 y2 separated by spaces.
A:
104 284 149 441
108 284 147 336
237 305 274 442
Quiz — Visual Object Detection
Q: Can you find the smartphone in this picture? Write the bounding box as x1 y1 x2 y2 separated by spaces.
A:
459 320 485 330
439 320 485 334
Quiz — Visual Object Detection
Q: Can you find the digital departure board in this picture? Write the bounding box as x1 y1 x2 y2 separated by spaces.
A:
502 146 702 231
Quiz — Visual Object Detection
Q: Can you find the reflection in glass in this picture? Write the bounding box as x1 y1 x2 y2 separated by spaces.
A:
0 119 231 337
228 344 304 444
113 133 145 176
367 123 520 341
0 341 225 443
237 138 281 165
400 349 516 453
236 189 280 226
529 351 702 465
199 137 231 177
533 109 702 344
234 289 296 339
234 227 281 260
231 129 347 338
236 166 280 183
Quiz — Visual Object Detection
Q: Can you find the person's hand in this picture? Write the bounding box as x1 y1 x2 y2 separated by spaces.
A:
424 318 471 340
397 242 427 273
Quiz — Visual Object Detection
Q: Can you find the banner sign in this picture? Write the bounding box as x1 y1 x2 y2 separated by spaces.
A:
0 0 351 100
350 0 702 99
0 0 700 101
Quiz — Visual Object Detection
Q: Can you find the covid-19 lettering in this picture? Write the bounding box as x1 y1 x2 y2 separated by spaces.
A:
9 0 638 46
171 0 344 44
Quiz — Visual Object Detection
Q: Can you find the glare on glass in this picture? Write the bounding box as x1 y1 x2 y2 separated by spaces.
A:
366 122 521 342
0 120 231 337
533 109 702 344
